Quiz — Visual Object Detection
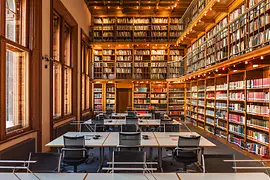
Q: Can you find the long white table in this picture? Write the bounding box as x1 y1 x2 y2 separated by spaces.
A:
0 173 269 180
103 132 158 147
85 173 179 180
85 119 180 127
178 173 270 180
46 131 216 172
45 132 110 148
0 173 87 180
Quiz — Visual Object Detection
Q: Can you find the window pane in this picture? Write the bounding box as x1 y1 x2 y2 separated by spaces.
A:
85 46 89 75
81 42 85 73
6 0 25 45
53 63 61 118
53 13 60 61
81 75 85 111
64 24 71 66
6 49 29 130
86 76 90 109
64 67 72 115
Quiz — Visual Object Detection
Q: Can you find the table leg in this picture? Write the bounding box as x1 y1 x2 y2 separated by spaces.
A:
149 147 153 161
97 147 104 172
199 147 204 165
158 147 163 172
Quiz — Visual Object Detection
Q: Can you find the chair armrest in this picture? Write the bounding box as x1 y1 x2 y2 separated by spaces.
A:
174 147 201 151
61 148 88 152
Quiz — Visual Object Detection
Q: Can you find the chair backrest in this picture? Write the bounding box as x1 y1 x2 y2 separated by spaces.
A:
126 117 138 124
28 152 62 173
62 136 87 161
112 150 146 172
127 111 136 117
178 135 201 147
119 132 141 147
63 135 85 148
202 154 236 173
164 124 180 132
121 124 138 132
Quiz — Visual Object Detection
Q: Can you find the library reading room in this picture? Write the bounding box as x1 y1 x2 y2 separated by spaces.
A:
2 0 270 179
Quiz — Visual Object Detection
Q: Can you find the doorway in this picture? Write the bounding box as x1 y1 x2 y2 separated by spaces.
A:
116 88 132 112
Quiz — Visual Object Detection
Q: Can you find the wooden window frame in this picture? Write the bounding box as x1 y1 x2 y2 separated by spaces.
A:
81 29 91 115
50 0 78 127
0 0 42 149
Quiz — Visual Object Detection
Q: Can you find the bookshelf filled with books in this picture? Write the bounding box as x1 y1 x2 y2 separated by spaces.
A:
168 83 185 119
182 64 270 157
133 82 151 111
168 48 185 78
92 45 185 80
176 0 270 79
151 49 167 79
106 83 116 111
134 48 151 79
93 83 103 113
150 83 168 112
116 49 133 79
91 16 184 42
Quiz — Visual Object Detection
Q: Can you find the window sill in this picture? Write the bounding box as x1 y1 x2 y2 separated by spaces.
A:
1 129 37 145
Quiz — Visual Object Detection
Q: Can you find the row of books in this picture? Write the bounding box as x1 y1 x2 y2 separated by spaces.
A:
116 63 132 67
134 99 150 104
246 143 267 156
230 92 245 100
247 92 269 101
151 56 166 61
229 124 244 135
216 92 227 99
247 104 269 115
229 134 244 147
229 114 245 125
247 130 269 144
151 100 167 104
247 118 269 129
229 103 245 112
247 78 270 88
229 81 245 89
116 56 132 61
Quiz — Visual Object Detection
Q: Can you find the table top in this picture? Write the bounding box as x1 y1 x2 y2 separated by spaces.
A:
178 173 270 180
102 132 159 147
85 119 180 126
0 173 87 180
46 131 215 149
154 132 216 148
85 173 178 180
0 173 268 180
45 132 110 148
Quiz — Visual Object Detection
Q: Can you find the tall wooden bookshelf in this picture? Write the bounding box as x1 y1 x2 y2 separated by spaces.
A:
182 64 270 157
150 82 168 112
92 45 184 80
168 83 185 119
133 82 151 112
91 16 184 42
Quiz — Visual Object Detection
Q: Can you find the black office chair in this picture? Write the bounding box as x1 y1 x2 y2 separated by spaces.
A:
106 151 151 173
28 152 62 173
202 154 236 173
160 123 180 132
121 124 138 132
62 136 88 172
173 135 201 172
118 132 141 151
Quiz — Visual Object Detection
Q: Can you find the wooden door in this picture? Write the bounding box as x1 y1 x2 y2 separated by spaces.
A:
116 88 132 113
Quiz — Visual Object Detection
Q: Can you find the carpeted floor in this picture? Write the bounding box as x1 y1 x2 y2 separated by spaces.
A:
60 124 269 174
